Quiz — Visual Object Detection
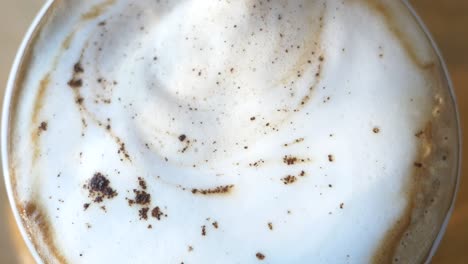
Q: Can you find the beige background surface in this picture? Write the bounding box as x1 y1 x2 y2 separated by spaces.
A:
0 1 467 263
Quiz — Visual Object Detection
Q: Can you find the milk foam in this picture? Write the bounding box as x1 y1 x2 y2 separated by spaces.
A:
6 0 459 263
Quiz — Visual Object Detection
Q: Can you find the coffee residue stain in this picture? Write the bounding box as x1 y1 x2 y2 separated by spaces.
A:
61 30 77 50
371 122 433 264
29 8 85 164
20 202 68 264
81 0 116 20
358 0 434 69
7 3 117 263
191 185 235 196
277 3 327 87
30 74 51 164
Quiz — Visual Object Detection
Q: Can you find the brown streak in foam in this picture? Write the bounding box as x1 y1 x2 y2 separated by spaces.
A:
31 49 78 169
270 2 327 130
30 22 80 166
61 30 77 50
65 39 132 162
276 3 327 87
149 175 235 197
30 74 50 164
19 201 68 264
371 122 433 264
191 185 235 196
81 0 116 20
358 0 434 69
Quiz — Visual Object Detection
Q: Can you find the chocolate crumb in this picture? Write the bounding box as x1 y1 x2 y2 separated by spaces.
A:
178 134 187 142
83 203 90 210
340 203 344 209
68 78 83 88
373 127 380 134
282 175 297 185
256 252 265 260
283 155 298 165
414 162 423 168
188 246 194 252
85 172 118 203
201 225 207 236
74 62 84 73
138 177 147 190
328 155 334 162
151 206 164 220
250 116 256 121
212 221 219 229
134 190 151 205
148 224 152 229
139 207 149 220
268 222 273 230
299 170 306 177
39 121 48 132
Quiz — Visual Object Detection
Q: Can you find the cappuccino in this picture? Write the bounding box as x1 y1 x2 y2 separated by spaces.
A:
3 0 459 263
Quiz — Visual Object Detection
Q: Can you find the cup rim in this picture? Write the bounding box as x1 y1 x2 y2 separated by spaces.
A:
401 0 463 262
2 0 55 263
1 1 462 263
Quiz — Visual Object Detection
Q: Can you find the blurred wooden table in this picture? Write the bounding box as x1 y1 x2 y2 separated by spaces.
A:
0 1 467 263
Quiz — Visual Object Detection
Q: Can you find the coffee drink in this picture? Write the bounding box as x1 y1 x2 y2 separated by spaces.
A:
3 0 460 263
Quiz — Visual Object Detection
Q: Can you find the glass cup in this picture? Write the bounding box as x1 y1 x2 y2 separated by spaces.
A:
1 0 461 263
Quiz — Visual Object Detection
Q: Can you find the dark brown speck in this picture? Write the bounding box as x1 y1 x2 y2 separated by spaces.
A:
139 207 149 220
151 206 164 220
39 121 48 132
